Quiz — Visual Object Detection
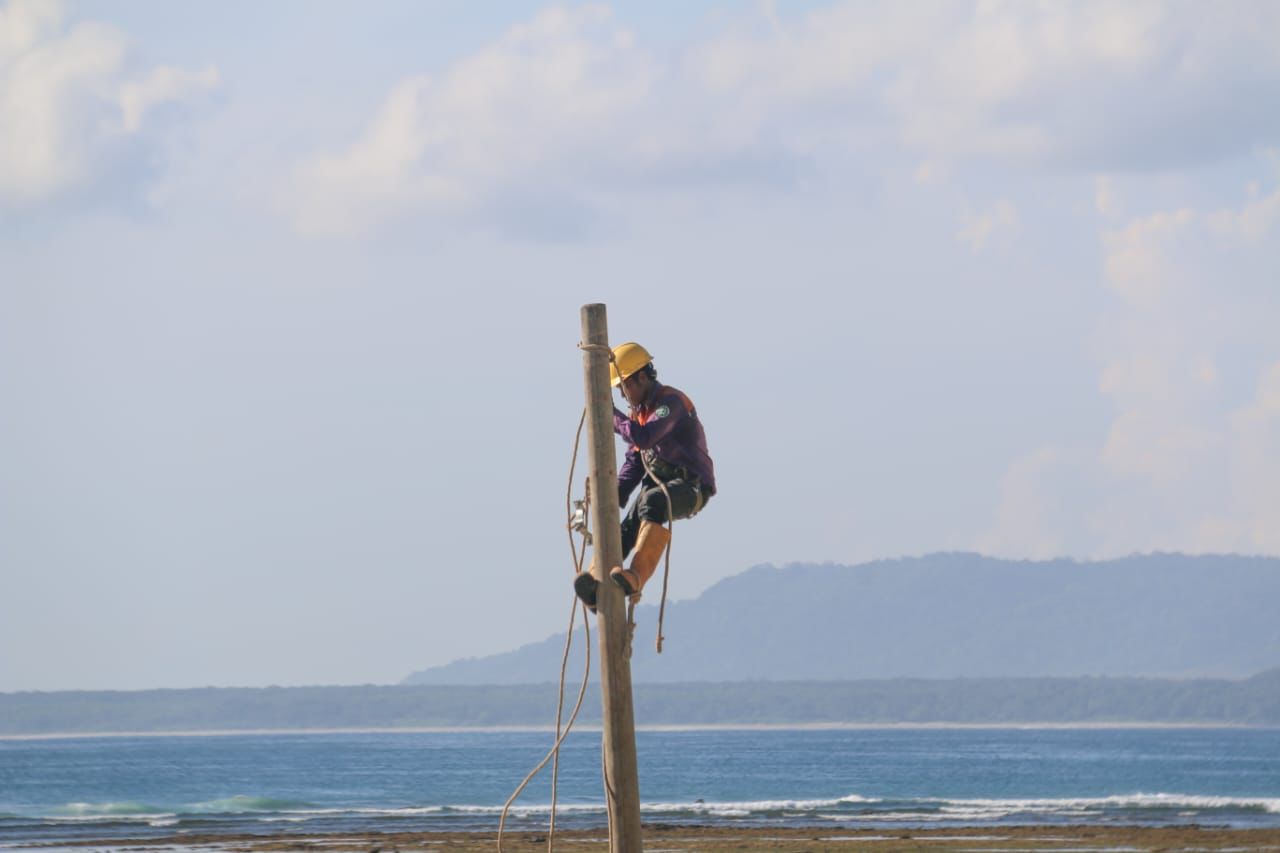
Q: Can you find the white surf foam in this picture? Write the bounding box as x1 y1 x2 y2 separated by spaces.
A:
939 793 1280 815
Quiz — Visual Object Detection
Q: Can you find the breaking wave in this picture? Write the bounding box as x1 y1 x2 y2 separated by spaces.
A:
18 791 1278 824
54 801 166 817
2 791 1277 845
185 795 319 813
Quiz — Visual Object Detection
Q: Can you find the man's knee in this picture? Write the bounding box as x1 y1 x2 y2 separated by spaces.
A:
636 489 670 524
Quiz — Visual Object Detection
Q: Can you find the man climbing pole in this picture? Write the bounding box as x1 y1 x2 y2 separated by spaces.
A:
574 342 716 610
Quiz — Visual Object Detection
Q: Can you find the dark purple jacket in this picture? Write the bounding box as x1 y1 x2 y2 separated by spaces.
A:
613 381 716 506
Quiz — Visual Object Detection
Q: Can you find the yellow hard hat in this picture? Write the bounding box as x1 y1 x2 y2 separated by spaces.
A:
609 342 653 386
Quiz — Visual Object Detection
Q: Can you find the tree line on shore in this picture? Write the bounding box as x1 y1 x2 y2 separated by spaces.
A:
3 669 1277 735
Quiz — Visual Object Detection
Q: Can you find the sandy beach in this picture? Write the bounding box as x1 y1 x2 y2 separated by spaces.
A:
32 825 1280 852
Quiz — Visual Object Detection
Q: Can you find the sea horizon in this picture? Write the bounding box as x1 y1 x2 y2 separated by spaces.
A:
2 720 1272 742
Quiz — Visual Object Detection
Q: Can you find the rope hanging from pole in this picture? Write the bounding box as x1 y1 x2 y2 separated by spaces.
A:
496 412 594 853
635 452 675 655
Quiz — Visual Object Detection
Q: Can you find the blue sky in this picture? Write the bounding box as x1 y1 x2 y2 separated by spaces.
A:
2 0 1278 691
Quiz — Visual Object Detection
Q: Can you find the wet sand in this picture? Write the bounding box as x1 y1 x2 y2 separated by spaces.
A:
35 825 1280 851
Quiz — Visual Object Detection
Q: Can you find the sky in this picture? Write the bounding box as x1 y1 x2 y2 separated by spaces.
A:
2 0 1279 692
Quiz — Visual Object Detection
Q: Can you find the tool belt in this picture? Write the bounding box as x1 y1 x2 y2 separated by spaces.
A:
642 451 710 516
642 451 687 483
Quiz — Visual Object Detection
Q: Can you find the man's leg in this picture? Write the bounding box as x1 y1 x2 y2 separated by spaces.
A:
620 495 642 560
611 480 699 596
638 479 700 523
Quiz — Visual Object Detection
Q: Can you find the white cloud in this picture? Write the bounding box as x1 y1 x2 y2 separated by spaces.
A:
978 172 1280 558
914 160 944 185
690 0 1280 169
0 0 60 57
283 1 1280 237
1228 362 1280 552
1207 182 1280 242
957 199 1018 251
1094 175 1118 216
118 65 219 133
689 1 927 103
974 446 1095 560
285 5 652 236
1101 208 1195 309
1098 409 1219 488
0 0 218 205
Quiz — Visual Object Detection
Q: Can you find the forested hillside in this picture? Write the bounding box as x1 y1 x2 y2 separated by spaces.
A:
407 553 1280 684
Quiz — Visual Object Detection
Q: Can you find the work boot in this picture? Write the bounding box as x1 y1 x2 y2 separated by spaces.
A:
611 521 671 597
573 562 602 613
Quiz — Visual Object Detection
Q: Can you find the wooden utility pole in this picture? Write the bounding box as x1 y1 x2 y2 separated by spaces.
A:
579 303 644 852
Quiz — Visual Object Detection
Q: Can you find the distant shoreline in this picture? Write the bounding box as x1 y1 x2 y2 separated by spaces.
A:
6 674 1275 736
2 720 1270 742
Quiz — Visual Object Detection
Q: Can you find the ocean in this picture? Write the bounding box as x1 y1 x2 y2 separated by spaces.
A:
1 727 1278 846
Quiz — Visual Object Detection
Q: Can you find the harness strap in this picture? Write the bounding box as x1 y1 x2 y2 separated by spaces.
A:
689 485 706 518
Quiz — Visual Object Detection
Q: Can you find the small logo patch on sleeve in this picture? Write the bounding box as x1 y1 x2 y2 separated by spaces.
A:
654 405 671 419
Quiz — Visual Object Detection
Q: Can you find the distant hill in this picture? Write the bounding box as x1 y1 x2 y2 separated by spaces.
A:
404 553 1280 684
3 670 1279 734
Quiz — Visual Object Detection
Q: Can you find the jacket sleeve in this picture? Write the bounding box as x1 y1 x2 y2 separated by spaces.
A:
617 446 643 506
612 397 687 450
